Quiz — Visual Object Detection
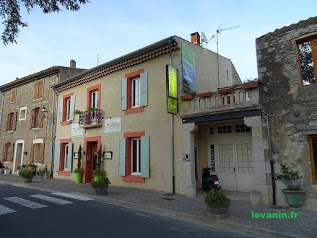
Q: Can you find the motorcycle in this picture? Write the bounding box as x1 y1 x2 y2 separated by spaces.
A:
201 167 221 191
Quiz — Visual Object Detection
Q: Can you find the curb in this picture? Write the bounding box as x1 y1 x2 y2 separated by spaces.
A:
0 180 301 238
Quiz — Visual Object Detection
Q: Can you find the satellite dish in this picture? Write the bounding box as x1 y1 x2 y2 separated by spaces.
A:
201 32 208 44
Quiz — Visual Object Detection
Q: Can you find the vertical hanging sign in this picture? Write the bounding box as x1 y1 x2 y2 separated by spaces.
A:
166 65 178 114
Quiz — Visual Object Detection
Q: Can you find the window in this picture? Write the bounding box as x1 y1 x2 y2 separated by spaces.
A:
119 132 149 182
209 127 214 135
90 90 99 120
218 125 232 134
59 94 75 124
6 112 17 131
34 80 43 100
209 144 215 172
297 35 317 86
11 89 16 102
29 107 43 129
121 69 148 114
19 107 27 120
2 142 14 162
54 141 73 174
235 124 251 133
30 143 44 164
309 135 317 184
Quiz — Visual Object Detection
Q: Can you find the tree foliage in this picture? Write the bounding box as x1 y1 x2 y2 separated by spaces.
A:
0 0 89 45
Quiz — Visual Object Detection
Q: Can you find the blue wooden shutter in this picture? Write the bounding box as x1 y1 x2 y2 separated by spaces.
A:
55 142 61 172
121 78 127 110
141 136 150 178
59 99 63 122
140 72 148 107
69 95 75 121
67 142 73 172
119 138 126 176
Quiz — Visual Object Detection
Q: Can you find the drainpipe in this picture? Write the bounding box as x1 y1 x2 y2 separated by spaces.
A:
169 39 175 194
50 88 57 177
262 110 276 205
0 91 4 136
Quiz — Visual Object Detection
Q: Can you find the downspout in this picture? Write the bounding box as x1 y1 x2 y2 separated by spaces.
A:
50 87 58 177
169 39 175 194
0 91 4 136
262 110 276 205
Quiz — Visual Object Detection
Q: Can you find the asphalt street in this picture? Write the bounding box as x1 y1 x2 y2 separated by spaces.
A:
0 184 260 238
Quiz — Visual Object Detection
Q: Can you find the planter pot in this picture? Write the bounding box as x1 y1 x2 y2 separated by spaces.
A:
282 189 305 209
4 169 11 175
94 185 109 195
94 175 104 182
206 200 230 219
22 176 33 183
74 173 83 183
0 168 4 174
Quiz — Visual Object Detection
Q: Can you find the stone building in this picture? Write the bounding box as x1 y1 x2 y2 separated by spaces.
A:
0 62 85 174
51 33 242 196
256 16 317 209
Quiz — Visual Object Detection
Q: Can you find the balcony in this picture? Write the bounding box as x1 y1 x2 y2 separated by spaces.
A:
182 87 259 116
78 109 102 128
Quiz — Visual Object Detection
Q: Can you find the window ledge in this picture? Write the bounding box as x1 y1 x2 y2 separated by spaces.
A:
33 98 43 102
31 128 40 131
6 131 14 134
61 121 72 126
125 107 144 115
58 170 70 176
123 175 145 183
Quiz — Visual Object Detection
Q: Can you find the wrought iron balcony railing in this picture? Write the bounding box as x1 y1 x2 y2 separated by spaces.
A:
78 109 102 128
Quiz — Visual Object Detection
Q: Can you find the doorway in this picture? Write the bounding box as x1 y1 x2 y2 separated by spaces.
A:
13 140 24 174
83 141 98 183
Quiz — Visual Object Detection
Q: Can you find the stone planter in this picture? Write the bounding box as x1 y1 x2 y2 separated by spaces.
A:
206 199 230 219
282 189 305 209
22 176 33 183
4 169 11 175
94 185 109 195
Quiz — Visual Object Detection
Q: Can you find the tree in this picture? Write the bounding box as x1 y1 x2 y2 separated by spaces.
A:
0 0 89 45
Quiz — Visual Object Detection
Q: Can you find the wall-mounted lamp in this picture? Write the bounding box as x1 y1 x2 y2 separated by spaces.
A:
41 107 49 118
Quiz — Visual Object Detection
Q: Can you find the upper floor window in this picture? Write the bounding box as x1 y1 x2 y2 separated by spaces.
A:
6 112 17 131
11 89 16 102
19 107 27 120
34 80 43 100
59 94 75 125
121 69 148 114
297 35 317 86
29 107 43 129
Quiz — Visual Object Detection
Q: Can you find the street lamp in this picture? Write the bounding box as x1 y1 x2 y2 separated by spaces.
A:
41 107 48 118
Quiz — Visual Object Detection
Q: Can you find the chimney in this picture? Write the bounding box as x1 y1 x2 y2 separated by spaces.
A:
191 32 200 46
70 59 76 68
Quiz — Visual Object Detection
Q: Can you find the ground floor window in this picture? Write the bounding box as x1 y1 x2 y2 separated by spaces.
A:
308 135 317 184
119 132 149 182
2 142 14 162
55 141 73 173
30 143 44 164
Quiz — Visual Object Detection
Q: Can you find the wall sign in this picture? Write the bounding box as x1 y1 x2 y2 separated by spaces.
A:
105 117 121 136
71 123 84 138
182 43 196 94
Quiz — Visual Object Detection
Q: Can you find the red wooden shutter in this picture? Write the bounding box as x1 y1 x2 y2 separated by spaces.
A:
13 112 17 131
2 144 6 161
10 142 14 162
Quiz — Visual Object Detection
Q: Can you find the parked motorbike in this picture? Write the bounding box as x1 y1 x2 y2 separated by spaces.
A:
201 167 221 191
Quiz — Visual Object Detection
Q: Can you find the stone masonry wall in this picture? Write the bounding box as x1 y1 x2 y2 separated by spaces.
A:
256 17 317 209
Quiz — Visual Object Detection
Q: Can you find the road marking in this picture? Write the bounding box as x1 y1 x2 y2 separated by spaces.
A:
29 194 73 205
4 197 47 209
0 205 16 215
136 213 151 218
51 192 93 201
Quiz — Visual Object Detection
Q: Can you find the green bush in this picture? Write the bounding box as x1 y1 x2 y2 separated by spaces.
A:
91 177 111 188
204 190 229 208
275 163 302 191
19 169 34 178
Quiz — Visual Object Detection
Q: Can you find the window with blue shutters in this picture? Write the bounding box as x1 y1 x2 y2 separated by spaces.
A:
59 94 75 123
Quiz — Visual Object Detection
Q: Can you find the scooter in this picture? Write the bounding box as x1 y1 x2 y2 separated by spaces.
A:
201 167 221 191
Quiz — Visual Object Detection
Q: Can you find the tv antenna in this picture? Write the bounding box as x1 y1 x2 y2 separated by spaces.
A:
212 25 239 85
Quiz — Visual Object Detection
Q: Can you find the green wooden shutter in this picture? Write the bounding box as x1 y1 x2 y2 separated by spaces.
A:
55 142 61 172
59 99 63 122
69 95 75 121
121 78 127 110
67 142 73 172
119 138 126 176
140 72 148 107
141 135 150 178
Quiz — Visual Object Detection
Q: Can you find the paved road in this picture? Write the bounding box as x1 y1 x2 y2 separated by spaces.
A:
0 184 261 238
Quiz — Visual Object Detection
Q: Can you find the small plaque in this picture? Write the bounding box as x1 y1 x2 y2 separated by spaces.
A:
183 153 190 162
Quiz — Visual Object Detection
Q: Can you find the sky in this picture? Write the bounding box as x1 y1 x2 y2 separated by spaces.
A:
0 0 317 85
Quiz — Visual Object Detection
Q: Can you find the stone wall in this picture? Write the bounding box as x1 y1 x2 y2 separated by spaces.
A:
256 17 317 209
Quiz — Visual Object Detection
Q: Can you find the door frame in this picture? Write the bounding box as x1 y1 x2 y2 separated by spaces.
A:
13 140 24 174
83 136 101 183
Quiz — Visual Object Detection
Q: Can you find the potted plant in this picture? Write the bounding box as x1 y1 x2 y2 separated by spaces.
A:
242 78 259 89
204 190 230 218
74 145 83 183
19 164 35 183
275 163 304 209
91 176 111 195
4 165 11 175
93 145 105 182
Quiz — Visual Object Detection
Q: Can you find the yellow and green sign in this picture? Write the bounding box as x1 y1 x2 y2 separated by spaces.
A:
167 97 177 114
166 65 178 99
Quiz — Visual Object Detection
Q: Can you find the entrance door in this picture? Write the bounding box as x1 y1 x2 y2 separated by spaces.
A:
13 141 24 174
236 143 253 191
84 141 97 183
218 143 237 190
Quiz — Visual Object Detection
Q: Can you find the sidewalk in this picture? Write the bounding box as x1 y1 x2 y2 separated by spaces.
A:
0 174 316 238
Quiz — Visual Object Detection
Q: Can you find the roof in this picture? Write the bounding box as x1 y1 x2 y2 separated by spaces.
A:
53 36 179 92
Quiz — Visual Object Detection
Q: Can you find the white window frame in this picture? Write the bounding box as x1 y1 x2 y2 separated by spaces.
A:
132 77 140 108
90 90 98 109
131 138 141 175
64 144 69 171
19 106 27 121
66 98 71 121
